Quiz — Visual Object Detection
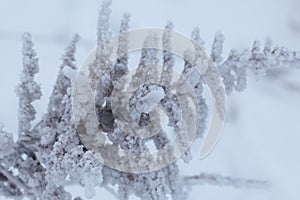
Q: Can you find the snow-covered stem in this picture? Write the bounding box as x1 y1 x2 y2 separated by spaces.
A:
218 38 300 94
60 34 80 70
90 0 113 88
16 32 42 143
160 21 175 87
117 13 130 55
191 27 205 58
97 0 112 44
182 173 270 189
211 31 225 63
130 32 159 89
44 34 79 126
113 13 131 81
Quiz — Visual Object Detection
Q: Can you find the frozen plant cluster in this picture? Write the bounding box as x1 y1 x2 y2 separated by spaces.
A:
0 0 299 199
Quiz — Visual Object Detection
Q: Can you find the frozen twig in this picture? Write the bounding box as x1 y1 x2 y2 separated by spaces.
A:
182 173 270 189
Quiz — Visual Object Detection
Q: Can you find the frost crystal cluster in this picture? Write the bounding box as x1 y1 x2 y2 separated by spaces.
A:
0 0 299 199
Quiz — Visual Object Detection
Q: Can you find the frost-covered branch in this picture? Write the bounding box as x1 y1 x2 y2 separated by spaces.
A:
211 31 225 63
216 36 300 94
89 0 113 88
160 21 175 87
113 13 131 81
2 1 300 200
44 34 79 127
16 33 42 143
182 173 270 189
130 32 160 89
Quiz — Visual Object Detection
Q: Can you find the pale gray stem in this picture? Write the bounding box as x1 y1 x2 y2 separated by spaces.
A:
182 173 270 189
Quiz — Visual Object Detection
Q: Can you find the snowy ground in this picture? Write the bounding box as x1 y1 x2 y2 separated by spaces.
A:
0 0 300 199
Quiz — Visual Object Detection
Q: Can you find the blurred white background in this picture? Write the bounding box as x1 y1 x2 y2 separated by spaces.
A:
0 0 300 199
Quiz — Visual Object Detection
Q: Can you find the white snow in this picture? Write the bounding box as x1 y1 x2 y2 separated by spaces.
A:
136 86 165 113
62 66 77 82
